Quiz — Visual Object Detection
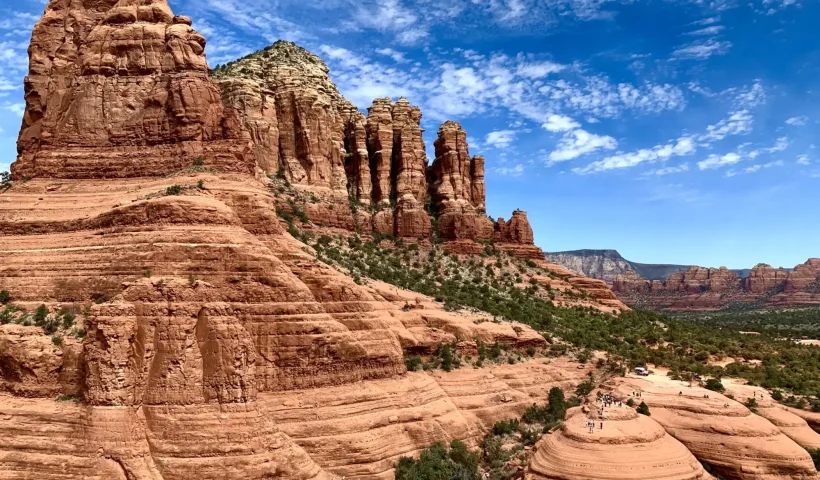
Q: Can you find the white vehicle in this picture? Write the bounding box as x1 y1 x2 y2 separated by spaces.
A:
634 367 649 376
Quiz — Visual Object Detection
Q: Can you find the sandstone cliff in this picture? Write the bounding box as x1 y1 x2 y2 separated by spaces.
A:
13 0 248 180
0 1 633 478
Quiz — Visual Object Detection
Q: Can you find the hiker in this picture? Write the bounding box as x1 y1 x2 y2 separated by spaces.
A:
600 422 603 429
679 391 682 395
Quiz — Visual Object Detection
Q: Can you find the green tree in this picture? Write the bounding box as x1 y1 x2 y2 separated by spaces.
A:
575 381 594 397
637 401 650 416
705 378 725 393
394 441 480 480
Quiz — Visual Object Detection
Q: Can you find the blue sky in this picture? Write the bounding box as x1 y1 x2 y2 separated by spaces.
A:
1 0 818 269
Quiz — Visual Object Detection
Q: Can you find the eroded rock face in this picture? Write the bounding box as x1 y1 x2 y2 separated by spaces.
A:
745 264 789 294
494 210 534 244
784 258 820 293
13 0 248 180
527 407 714 480
429 121 493 240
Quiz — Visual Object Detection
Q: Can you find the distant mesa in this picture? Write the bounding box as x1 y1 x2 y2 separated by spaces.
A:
547 250 819 311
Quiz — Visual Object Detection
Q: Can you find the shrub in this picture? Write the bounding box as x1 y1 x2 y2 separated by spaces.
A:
404 355 422 372
626 398 635 407
394 441 480 480
575 381 594 397
165 185 183 195
192 157 203 166
637 401 650 416
808 448 820 470
745 397 758 411
197 179 205 190
705 378 725 393
771 389 783 401
34 304 48 323
51 335 62 346
0 290 9 304
491 419 519 436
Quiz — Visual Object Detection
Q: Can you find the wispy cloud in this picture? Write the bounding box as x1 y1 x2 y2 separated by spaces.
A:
672 38 732 60
494 164 525 176
686 25 725 36
785 115 808 126
644 163 691 176
699 110 753 142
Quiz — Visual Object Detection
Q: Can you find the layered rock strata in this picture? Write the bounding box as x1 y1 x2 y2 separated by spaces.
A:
527 406 714 480
610 377 819 479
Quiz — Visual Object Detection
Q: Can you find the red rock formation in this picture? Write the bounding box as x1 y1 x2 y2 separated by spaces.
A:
745 263 789 294
784 258 820 293
341 106 372 204
494 210 534 244
365 98 394 204
13 0 248 180
429 121 493 240
662 266 741 293
612 270 649 293
615 259 820 311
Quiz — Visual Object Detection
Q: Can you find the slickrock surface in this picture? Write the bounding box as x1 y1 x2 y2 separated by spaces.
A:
260 359 587 479
527 406 714 480
613 260 820 310
722 380 820 449
610 375 819 479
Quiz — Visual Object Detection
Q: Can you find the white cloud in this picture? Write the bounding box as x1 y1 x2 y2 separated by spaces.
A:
727 160 785 177
686 25 724 35
549 128 617 163
698 152 742 170
672 38 732 59
375 48 408 63
699 110 753 142
574 135 695 174
539 77 685 118
516 61 565 78
645 163 690 176
797 154 810 165
692 16 721 25
785 115 808 126
353 0 428 44
495 164 525 176
3 102 24 116
732 80 766 108
747 136 788 159
542 114 580 132
485 130 517 149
